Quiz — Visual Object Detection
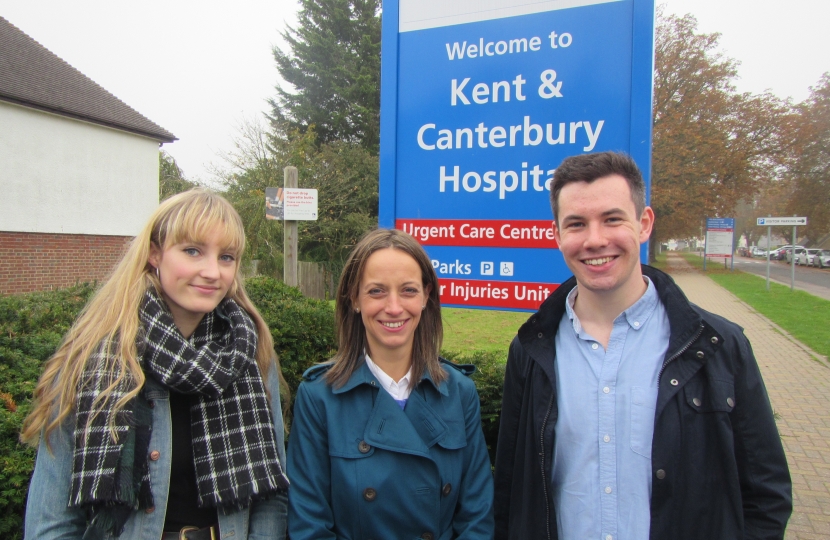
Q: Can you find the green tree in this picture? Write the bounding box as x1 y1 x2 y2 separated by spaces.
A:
650 11 790 257
159 150 198 201
219 120 378 282
271 0 381 154
219 120 291 277
787 74 830 241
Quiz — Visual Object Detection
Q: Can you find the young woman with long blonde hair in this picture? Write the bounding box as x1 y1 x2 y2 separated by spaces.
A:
22 189 289 540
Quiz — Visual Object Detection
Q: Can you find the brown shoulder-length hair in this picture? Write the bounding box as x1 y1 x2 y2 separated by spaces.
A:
325 228 445 389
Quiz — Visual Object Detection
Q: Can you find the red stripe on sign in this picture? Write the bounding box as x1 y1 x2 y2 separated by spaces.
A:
396 219 558 248
438 278 559 311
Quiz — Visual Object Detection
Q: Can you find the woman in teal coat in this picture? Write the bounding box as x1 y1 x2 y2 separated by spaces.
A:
287 228 494 539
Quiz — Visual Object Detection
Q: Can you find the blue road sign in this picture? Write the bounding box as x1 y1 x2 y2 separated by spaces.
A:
380 0 655 310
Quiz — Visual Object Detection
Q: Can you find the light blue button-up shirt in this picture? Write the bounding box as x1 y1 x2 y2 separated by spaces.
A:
552 277 670 540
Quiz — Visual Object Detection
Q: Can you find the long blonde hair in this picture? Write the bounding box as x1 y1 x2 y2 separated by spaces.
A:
21 188 284 446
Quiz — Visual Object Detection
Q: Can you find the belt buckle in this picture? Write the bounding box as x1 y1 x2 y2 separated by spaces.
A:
179 526 198 540
178 524 218 540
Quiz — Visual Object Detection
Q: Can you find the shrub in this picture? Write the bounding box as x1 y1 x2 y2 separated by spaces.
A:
0 284 96 539
442 349 506 464
243 276 337 395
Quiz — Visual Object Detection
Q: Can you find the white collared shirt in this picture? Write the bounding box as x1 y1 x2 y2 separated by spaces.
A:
365 353 413 401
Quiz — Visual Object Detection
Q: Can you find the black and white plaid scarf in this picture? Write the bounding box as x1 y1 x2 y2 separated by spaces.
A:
70 289 288 536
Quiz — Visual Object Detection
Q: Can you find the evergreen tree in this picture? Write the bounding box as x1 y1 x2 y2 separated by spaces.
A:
272 0 381 154
159 150 198 200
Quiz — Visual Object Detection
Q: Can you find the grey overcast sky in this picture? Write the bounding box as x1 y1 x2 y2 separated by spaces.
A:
2 1 828 183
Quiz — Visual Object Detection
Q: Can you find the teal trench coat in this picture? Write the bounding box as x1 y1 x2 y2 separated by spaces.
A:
287 358 495 539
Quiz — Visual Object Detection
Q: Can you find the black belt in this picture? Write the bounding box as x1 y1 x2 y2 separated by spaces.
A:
161 524 219 540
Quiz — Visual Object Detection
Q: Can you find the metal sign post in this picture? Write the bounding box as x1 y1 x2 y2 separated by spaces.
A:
379 0 656 311
756 216 807 292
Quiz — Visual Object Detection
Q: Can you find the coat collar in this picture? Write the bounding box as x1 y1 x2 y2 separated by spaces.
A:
519 265 705 366
333 355 450 397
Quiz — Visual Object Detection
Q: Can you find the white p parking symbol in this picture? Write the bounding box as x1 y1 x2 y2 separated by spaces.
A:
481 262 494 276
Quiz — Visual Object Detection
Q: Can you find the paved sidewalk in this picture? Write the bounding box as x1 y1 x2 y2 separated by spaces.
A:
665 253 830 539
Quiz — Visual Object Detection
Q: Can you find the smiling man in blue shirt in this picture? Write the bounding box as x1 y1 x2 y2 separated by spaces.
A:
494 152 792 540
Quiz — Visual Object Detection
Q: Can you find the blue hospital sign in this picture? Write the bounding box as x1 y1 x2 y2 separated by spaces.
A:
379 0 655 310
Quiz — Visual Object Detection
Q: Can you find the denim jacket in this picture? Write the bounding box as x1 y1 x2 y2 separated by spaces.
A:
25 364 288 540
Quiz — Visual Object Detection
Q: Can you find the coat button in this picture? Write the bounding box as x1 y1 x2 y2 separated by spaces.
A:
710 336 719 344
149 450 160 461
537 332 543 339
363 487 377 502
695 351 705 359
442 483 452 496
727 397 735 407
358 441 371 453
656 469 666 480
421 533 434 540
670 379 679 386
692 398 702 407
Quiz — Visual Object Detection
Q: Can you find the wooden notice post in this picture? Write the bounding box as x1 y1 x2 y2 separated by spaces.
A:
283 166 298 287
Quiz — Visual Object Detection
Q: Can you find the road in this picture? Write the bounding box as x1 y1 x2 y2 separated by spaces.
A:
727 256 830 301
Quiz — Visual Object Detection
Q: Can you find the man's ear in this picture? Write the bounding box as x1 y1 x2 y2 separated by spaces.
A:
639 206 655 244
552 220 561 244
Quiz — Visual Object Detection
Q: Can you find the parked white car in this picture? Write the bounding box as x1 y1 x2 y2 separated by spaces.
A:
797 248 820 266
786 246 806 263
751 246 768 258
812 249 830 269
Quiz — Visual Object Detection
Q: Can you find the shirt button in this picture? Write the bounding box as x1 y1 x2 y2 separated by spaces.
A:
604 486 612 494
727 397 735 407
363 488 377 502
603 435 611 443
633 321 640 327
656 469 666 480
670 379 679 386
149 450 160 461
603 387 610 394
442 483 452 496
421 533 435 540
606 535 613 540
591 343 599 350
692 398 702 407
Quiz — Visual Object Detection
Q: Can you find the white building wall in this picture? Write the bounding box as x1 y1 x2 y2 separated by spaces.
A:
0 100 160 236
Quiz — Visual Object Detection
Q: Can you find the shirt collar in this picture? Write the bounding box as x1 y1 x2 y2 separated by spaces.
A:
365 353 413 401
565 276 658 332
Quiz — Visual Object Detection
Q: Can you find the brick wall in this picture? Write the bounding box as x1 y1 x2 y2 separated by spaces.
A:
0 232 132 296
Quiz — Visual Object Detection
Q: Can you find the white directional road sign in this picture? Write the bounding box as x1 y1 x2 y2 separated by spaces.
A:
757 217 807 226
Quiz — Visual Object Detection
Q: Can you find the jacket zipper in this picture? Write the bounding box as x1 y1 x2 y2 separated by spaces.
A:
539 392 555 540
658 324 704 383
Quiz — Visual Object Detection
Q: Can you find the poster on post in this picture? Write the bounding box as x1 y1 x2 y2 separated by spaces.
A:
379 0 655 310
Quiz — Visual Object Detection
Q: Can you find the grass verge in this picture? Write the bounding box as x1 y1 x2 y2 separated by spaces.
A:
441 307 529 355
679 253 830 360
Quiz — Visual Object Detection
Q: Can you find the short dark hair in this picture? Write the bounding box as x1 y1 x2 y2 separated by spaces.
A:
550 151 646 222
325 228 445 389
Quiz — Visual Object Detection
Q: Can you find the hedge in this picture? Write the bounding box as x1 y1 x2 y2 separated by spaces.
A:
0 278 507 539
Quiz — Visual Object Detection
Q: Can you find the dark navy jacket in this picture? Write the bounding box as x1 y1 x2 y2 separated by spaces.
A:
494 266 791 540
